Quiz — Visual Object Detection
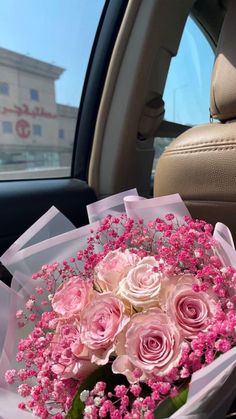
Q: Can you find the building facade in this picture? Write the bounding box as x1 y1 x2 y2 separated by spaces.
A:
0 47 77 176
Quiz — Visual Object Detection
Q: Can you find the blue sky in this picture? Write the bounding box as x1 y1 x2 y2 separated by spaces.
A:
0 1 214 125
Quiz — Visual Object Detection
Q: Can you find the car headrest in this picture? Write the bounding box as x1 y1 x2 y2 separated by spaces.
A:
210 0 236 121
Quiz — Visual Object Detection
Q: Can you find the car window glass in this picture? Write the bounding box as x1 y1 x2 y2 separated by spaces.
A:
164 16 214 125
153 16 215 176
0 0 105 180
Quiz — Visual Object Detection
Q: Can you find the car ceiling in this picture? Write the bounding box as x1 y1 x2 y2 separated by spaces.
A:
191 0 227 47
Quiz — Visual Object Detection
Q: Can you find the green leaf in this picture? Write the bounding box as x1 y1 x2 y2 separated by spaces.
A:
154 385 189 419
66 363 128 419
67 365 189 419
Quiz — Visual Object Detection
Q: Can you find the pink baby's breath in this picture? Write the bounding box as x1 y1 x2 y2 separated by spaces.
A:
5 369 16 384
16 309 23 319
18 402 26 410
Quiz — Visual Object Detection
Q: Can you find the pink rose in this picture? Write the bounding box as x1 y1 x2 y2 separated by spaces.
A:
50 320 96 380
112 308 186 382
118 257 161 309
166 280 217 339
94 249 140 292
52 276 91 318
80 293 130 365
137 256 159 267
158 274 200 310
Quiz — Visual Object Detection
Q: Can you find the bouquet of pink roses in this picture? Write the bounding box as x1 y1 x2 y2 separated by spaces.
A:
0 190 236 419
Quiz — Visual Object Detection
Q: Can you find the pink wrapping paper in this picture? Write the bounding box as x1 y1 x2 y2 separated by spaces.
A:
0 388 37 418
1 207 75 267
0 273 38 389
213 222 236 267
1 219 100 278
123 193 191 224
171 348 236 418
87 191 191 225
87 188 138 223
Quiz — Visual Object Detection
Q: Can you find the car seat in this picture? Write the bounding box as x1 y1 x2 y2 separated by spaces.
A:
154 0 236 240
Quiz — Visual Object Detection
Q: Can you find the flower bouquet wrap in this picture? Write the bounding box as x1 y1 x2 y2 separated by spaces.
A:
0 190 236 419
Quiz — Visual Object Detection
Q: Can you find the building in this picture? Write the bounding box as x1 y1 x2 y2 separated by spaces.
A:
0 47 77 176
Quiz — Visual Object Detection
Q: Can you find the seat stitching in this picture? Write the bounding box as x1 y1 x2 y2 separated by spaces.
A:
163 146 236 155
169 138 236 149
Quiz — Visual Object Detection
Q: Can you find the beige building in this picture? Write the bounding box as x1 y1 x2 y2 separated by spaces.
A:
0 47 77 175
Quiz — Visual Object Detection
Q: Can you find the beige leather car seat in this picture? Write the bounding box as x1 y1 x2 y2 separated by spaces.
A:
154 0 236 239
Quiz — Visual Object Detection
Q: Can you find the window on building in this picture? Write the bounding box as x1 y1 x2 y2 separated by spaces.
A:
59 128 64 139
0 82 9 95
2 121 13 133
33 124 42 136
30 89 39 101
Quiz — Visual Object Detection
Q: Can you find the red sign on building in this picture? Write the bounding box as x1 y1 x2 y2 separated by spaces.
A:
16 120 31 139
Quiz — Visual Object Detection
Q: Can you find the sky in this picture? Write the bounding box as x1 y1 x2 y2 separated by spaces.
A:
0 0 105 106
0 1 214 125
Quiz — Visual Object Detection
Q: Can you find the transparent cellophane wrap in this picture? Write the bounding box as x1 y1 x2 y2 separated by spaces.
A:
0 189 236 419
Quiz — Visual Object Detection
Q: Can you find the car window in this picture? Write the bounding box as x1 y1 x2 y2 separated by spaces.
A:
0 0 105 180
153 16 215 173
